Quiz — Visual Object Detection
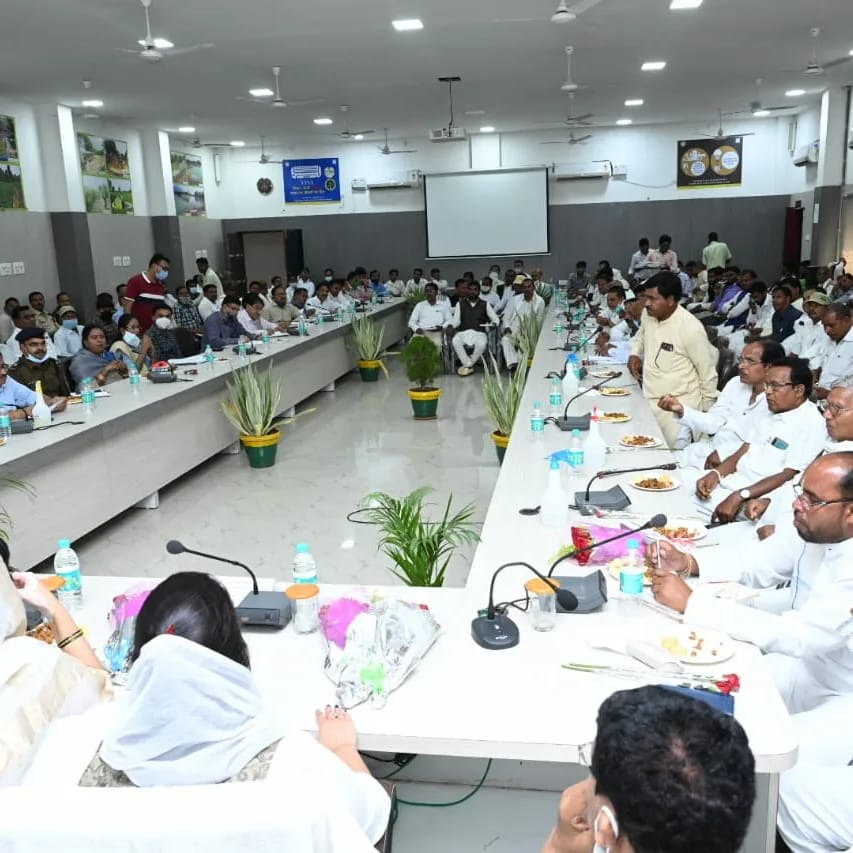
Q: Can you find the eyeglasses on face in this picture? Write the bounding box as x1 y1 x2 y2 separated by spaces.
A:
818 399 853 416
765 381 794 391
737 356 762 365
792 481 853 511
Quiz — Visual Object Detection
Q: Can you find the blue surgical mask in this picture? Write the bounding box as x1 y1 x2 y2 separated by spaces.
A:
156 269 169 282
123 331 140 348
62 318 77 330
27 353 49 364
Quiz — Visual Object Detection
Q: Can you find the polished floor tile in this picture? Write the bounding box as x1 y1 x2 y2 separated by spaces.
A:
76 359 501 588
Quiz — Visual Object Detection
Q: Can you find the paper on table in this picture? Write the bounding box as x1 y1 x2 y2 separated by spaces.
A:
168 356 206 366
586 630 683 673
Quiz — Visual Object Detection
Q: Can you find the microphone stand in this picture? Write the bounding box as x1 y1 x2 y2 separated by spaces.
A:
583 462 678 502
549 374 622 431
178 545 260 595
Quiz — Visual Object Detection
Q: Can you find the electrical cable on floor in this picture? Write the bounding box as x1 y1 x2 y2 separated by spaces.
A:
379 754 418 779
394 759 493 808
346 508 379 525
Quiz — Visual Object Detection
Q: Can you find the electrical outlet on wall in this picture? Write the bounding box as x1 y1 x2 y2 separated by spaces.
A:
113 256 122 267
122 256 131 267
12 262 25 275
0 263 12 277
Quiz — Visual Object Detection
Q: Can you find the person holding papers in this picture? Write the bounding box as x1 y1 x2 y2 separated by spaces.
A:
408 283 452 351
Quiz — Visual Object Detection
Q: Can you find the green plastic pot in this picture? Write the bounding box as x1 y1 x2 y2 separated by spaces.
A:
408 388 441 419
357 359 382 382
240 431 281 468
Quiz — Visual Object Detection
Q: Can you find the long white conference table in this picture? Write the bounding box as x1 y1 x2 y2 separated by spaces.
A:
70 305 793 853
0 299 408 570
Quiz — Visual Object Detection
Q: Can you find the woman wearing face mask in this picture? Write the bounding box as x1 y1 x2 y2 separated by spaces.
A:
53 306 84 358
141 305 182 362
69 325 129 388
110 314 147 373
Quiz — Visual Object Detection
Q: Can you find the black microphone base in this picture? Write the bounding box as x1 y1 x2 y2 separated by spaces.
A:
555 414 591 431
471 614 520 650
573 485 631 512
236 591 292 629
551 571 609 614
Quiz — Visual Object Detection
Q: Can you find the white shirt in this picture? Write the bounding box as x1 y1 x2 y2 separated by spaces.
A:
0 312 13 342
5 330 58 362
800 321 829 367
236 308 275 334
817 326 853 389
479 290 503 313
197 296 219 322
408 300 452 332
608 316 640 343
307 295 338 314
628 250 654 281
385 279 406 297
202 268 224 298
745 298 774 336
297 279 315 298
648 248 679 272
53 325 84 358
405 278 426 295
688 525 853 697
430 277 449 293
596 305 624 326
502 294 545 333
452 299 499 329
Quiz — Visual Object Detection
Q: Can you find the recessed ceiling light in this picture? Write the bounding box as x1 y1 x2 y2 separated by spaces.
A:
353 134 365 140
479 126 496 133
785 89 805 97
249 87 274 98
230 140 246 147
81 99 103 108
616 118 633 126
641 61 667 71
313 117 333 126
849 49 853 56
670 0 703 9
178 126 195 133
753 110 771 117
139 38 174 49
624 98 644 107
392 18 424 31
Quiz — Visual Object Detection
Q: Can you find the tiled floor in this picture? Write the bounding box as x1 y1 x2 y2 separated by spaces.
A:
77 358 500 588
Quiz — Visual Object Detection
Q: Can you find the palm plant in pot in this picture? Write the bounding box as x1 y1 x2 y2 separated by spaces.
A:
360 487 479 587
220 363 283 468
401 333 442 418
481 355 528 464
350 314 388 381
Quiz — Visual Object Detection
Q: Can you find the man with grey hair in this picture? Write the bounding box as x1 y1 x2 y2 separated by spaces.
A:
814 302 853 398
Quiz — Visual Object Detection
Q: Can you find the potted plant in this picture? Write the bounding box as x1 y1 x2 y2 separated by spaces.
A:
220 363 283 468
350 314 388 381
481 356 528 464
535 281 554 306
401 333 442 418
516 310 545 366
405 286 426 309
360 487 479 587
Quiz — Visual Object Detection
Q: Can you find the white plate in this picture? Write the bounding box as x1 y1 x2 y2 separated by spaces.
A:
589 369 621 379
598 412 632 424
629 475 679 492
600 387 630 397
658 625 734 665
619 434 662 448
649 517 708 542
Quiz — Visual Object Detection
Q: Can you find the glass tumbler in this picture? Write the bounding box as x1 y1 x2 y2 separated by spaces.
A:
285 583 320 633
525 577 559 632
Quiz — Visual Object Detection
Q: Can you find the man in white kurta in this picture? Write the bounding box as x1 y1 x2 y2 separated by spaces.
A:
500 280 545 370
408 284 452 351
628 273 719 447
814 303 853 398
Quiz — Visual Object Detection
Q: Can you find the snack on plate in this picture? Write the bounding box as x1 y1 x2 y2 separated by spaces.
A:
599 411 629 422
635 476 674 490
621 434 657 447
27 621 55 644
600 387 630 396
656 525 695 540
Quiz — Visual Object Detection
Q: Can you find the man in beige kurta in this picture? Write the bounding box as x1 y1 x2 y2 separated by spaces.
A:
629 273 719 447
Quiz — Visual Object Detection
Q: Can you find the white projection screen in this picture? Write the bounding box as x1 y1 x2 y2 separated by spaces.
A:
424 168 550 258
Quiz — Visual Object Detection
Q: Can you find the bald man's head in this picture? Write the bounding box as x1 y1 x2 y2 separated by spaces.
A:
792 452 853 544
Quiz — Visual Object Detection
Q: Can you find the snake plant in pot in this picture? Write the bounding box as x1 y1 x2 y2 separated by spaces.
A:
401 333 442 418
516 310 545 366
351 314 388 381
481 355 528 464
360 487 479 587
220 363 283 468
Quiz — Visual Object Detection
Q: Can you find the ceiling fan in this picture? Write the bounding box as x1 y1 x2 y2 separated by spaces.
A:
236 66 325 108
534 92 594 129
725 78 796 116
784 27 852 76
118 0 213 63
191 136 232 149
560 46 590 93
693 109 755 140
334 105 374 140
492 0 603 25
541 129 593 146
377 129 417 155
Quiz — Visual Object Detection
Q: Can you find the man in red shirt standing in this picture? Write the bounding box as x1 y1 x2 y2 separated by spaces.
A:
123 253 170 333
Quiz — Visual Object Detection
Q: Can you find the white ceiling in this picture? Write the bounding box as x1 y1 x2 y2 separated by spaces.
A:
4 0 853 145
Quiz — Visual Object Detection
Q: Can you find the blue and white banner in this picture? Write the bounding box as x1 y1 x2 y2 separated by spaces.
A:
283 158 341 204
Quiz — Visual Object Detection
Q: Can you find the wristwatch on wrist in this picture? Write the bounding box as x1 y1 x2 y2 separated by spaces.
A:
739 488 751 501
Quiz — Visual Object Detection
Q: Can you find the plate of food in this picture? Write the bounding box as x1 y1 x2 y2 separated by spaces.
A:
589 369 621 379
600 387 630 397
651 517 707 542
599 411 631 424
619 434 662 448
659 625 734 665
630 474 679 492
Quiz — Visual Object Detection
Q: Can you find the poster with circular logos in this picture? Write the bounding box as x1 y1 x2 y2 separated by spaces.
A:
711 145 740 176
677 136 743 189
680 147 709 179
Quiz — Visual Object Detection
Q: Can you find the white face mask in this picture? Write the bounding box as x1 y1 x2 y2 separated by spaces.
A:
154 317 172 330
593 806 619 853
26 353 50 364
123 331 141 348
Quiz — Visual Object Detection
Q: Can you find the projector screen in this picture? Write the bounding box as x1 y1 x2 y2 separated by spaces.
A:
424 168 550 258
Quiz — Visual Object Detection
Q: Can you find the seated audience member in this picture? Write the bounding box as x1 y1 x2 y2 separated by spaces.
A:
321 267 334 285
385 268 405 297
20 572 391 848
0 352 37 417
110 315 146 372
658 339 782 468
727 281 773 356
501 278 546 371
587 269 612 310
291 287 317 318
770 285 802 343
9 327 70 409
6 306 59 363
569 261 591 293
307 282 339 315
112 284 126 325
202 295 253 349
237 294 282 336
94 293 119 343
596 294 645 360
296 268 315 298
627 239 653 285
405 267 426 295
678 259 699 300
788 291 829 364
263 284 301 325
331 278 353 310
28 291 58 335
451 279 499 376
142 305 182 362
69 325 129 388
172 284 204 332
348 269 371 303
705 266 750 329
479 276 504 313
543 686 754 853
53 306 84 358
653 452 853 763
648 233 679 273
408 283 452 351
596 286 626 328
0 297 17 341
196 283 220 322
834 272 853 304
367 270 387 297
787 276 805 311
429 267 448 295
813 301 853 399
54 291 73 317
688 265 724 311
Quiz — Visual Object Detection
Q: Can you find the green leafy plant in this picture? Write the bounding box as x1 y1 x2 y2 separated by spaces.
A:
481 355 528 436
360 487 480 587
401 333 442 390
350 313 390 378
535 281 554 305
405 286 426 307
220 363 282 436
516 310 545 357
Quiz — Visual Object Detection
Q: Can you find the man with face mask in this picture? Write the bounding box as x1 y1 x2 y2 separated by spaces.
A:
478 276 503 313
202 295 252 350
8 327 69 409
142 305 182 361
172 284 204 333
451 279 499 376
124 253 170 334
27 291 58 336
323 267 334 285
52 306 83 358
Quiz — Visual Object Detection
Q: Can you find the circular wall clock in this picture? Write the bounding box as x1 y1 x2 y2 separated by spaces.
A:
256 177 273 195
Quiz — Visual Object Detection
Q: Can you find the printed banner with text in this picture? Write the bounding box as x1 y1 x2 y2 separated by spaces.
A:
677 136 743 190
283 158 341 204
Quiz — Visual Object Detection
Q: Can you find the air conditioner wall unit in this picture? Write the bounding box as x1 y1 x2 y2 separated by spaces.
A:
553 161 612 180
792 140 819 167
429 126 467 142
366 170 421 190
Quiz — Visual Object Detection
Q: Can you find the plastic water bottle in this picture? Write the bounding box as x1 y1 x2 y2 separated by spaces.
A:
298 319 308 336
80 377 96 411
0 408 11 441
548 377 562 415
567 428 585 471
204 345 215 371
292 543 318 585
128 366 141 393
336 308 344 323
530 400 545 440
262 330 271 346
540 458 569 529
619 538 645 618
54 538 82 606
237 340 248 359
562 355 579 399
317 311 325 326
584 407 608 471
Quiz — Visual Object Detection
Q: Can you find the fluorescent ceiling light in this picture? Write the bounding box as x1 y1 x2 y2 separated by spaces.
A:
752 110 770 117
624 98 644 107
249 87 274 97
670 0 703 9
139 38 174 49
479 126 496 133
230 140 246 147
392 18 424 31
177 126 195 133
81 99 103 108
616 118 632 126
353 134 364 140
785 89 805 97
641 61 667 71
850 49 853 56
313 117 333 125
465 109 486 116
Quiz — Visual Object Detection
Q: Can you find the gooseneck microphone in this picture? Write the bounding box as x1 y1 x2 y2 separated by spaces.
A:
472 562 580 651
583 462 678 501
551 372 624 431
166 539 259 594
